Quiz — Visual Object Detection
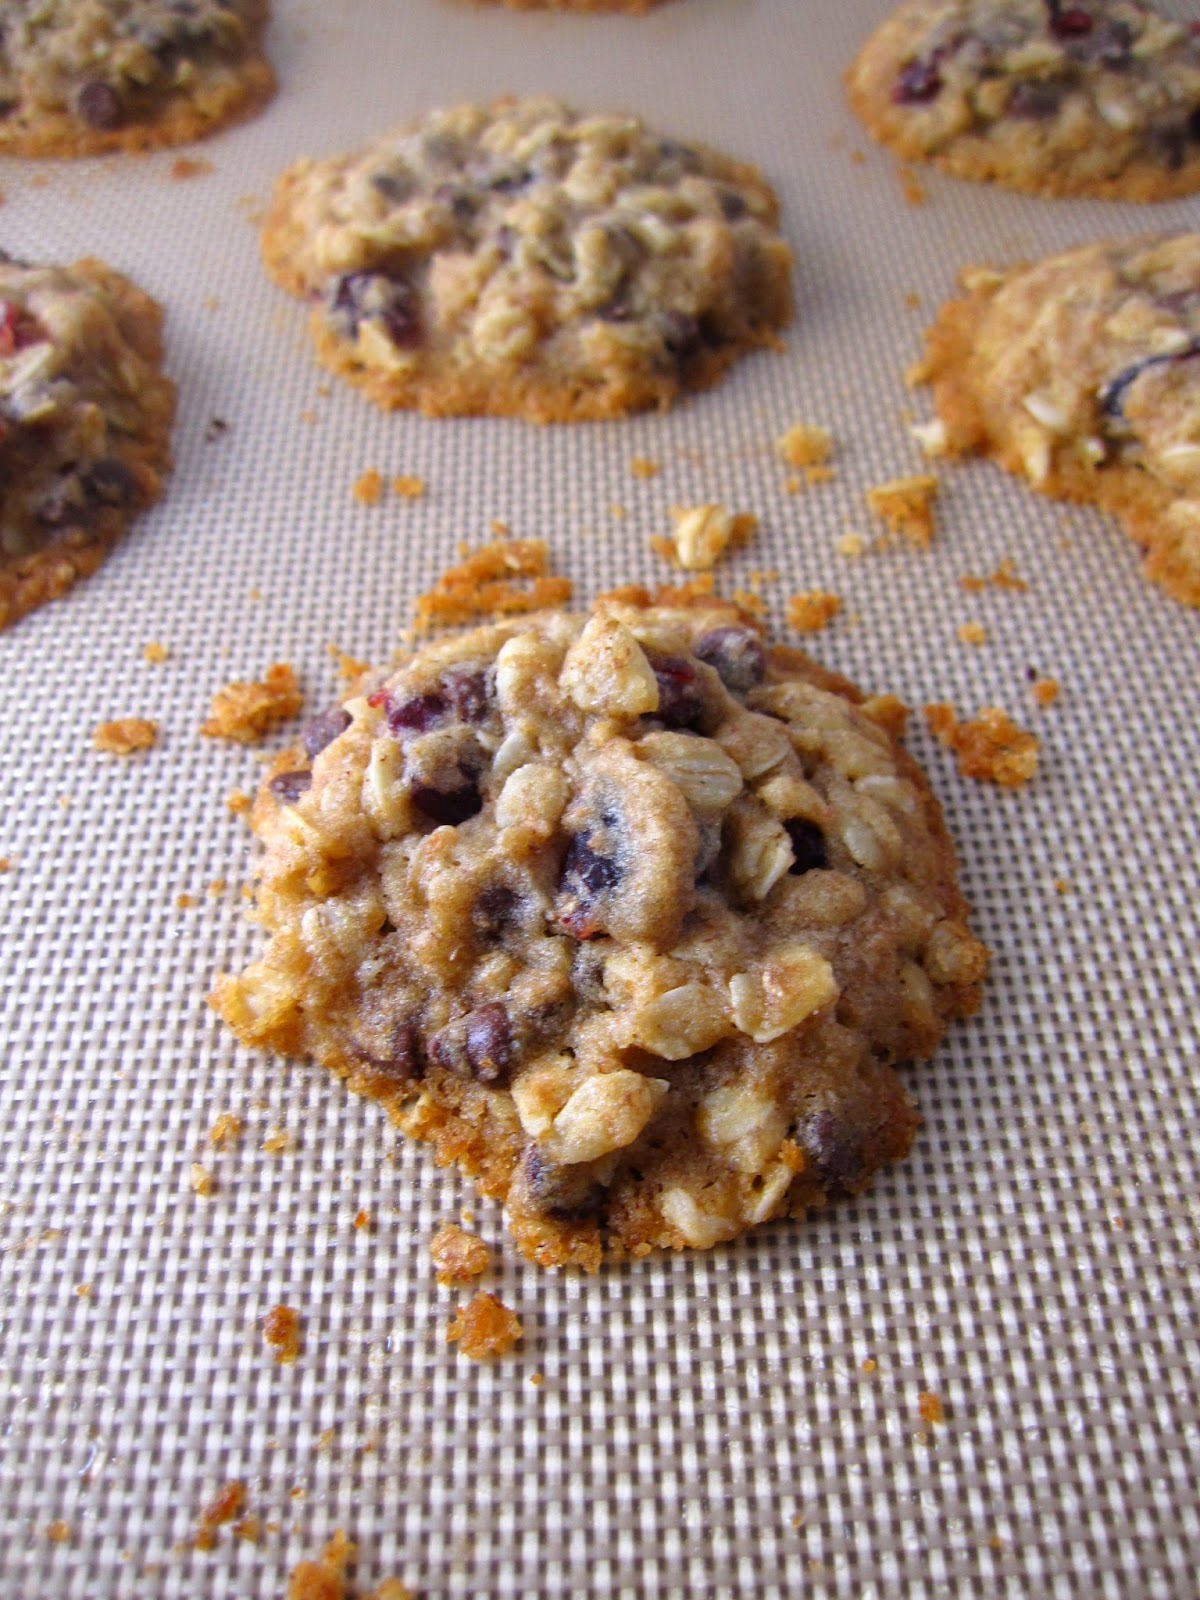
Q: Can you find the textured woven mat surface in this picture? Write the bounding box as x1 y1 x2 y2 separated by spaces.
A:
2 1 1198 1595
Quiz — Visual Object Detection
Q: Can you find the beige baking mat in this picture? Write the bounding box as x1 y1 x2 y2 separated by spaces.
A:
2 1 1198 1595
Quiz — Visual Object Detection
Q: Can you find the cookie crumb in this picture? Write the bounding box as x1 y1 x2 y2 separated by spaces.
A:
897 164 927 205
775 423 832 468
209 1112 242 1147
170 156 213 180
208 878 227 896
926 703 1039 787
204 416 229 444
610 503 627 520
413 539 571 633
392 474 425 499
226 789 253 816
530 1373 544 1387
1031 677 1060 708
430 1222 491 1287
787 590 842 634
75 1283 92 1297
866 474 939 547
195 1482 246 1551
860 694 910 737
630 456 659 479
143 641 170 664
327 645 372 682
670 503 757 571
201 664 302 745
190 1163 215 1197
262 1128 290 1154
176 893 194 909
960 558 1028 594
904 291 922 310
93 717 158 756
285 1529 354 1600
353 469 384 506
837 531 866 559
233 1515 261 1543
860 1358 877 1374
1053 876 1070 894
446 1291 523 1359
918 1391 945 1426
353 1209 371 1230
264 1305 301 1365
46 1521 72 1545
956 621 988 646
0 857 14 872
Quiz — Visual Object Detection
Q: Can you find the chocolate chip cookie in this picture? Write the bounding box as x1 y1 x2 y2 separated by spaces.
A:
0 0 274 158
260 98 793 422
846 0 1200 200
912 233 1200 606
211 598 988 1269
0 253 175 631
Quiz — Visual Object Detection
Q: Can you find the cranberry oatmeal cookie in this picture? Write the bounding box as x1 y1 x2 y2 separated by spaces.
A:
0 0 274 158
260 98 793 422
0 253 175 631
913 233 1200 606
845 0 1200 200
212 599 987 1268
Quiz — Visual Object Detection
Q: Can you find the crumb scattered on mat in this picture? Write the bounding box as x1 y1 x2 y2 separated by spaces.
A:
195 1482 247 1551
171 156 213 180
46 1521 72 1545
413 539 570 633
286 1529 412 1600
775 423 832 469
926 703 1038 787
143 641 170 664
353 469 384 506
1031 678 1060 708
960 558 1028 593
430 1223 491 1287
210 1113 242 1147
630 456 659 479
93 718 158 756
866 474 939 547
392 475 425 499
190 1163 214 1197
226 789 253 816
918 1391 945 1426
447 1292 523 1359
264 1305 302 1365
787 590 842 634
956 622 987 646
668 503 757 572
201 664 302 745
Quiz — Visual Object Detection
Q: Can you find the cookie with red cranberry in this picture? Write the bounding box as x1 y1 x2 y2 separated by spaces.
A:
0 0 274 158
260 97 793 423
211 598 987 1269
846 0 1200 200
0 254 175 631
912 232 1200 606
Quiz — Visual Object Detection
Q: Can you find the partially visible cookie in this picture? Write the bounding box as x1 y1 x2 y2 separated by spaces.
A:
462 0 675 10
845 0 1200 201
212 598 987 1269
0 0 274 158
260 98 793 422
0 254 175 631
912 233 1200 606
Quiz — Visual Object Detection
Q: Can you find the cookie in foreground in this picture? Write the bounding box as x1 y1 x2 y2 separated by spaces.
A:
912 232 1200 606
212 599 987 1268
845 0 1200 201
0 0 274 157
0 253 175 631
260 98 793 422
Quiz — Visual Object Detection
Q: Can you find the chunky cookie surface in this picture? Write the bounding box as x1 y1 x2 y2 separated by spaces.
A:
913 232 1200 606
212 600 987 1269
0 0 274 157
0 254 175 630
260 98 793 422
846 0 1200 200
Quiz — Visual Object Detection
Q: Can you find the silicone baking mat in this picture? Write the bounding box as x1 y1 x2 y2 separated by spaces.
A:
2 2 1198 1594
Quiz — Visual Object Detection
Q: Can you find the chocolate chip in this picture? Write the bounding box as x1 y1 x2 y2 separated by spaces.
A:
558 832 621 939
1007 80 1062 119
796 1108 865 1192
409 776 482 825
786 819 828 874
647 653 707 730
353 1021 421 1083
76 81 123 130
85 459 135 507
329 272 421 349
465 1002 514 1085
369 169 413 202
473 883 517 941
302 706 351 758
269 770 312 804
204 417 230 444
892 57 942 104
657 310 702 362
519 1142 604 1218
694 626 766 694
718 190 748 221
379 689 447 735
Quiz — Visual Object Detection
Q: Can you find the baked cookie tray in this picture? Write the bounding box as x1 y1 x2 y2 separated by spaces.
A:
2 2 1196 1595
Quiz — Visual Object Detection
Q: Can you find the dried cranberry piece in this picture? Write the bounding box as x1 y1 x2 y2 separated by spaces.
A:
558 832 620 939
76 80 123 130
465 1002 514 1084
1049 6 1093 38
892 57 942 104
647 653 707 730
329 272 420 349
409 775 482 825
378 689 446 734
694 626 766 694
473 883 517 941
0 300 45 355
519 1143 605 1218
85 459 135 507
269 770 312 804
302 706 351 758
443 668 490 723
786 819 828 875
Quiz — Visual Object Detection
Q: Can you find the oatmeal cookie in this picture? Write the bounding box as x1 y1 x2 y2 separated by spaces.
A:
845 0 1200 201
260 98 793 423
0 254 175 631
212 598 988 1269
0 0 274 158
914 233 1200 605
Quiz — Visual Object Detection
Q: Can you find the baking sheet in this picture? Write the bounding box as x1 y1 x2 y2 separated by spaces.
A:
1 1 1198 1595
